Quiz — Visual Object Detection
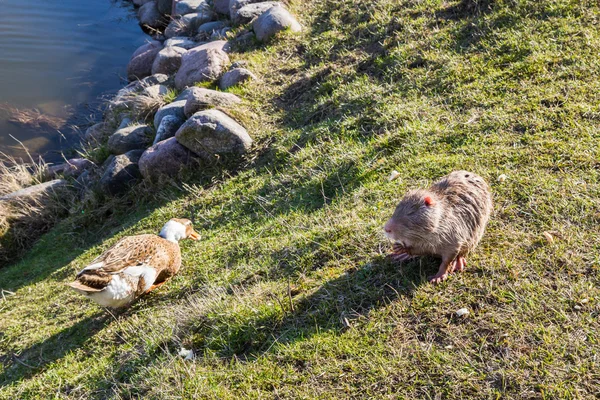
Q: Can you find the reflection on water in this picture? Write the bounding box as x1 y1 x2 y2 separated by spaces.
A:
0 0 149 162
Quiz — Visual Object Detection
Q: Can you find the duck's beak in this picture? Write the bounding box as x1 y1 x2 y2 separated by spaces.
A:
189 230 200 241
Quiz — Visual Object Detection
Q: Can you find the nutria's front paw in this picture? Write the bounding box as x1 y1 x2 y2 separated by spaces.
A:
389 244 416 263
428 273 449 284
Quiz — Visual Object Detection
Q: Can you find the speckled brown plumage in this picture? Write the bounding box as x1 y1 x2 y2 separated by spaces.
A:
76 235 181 290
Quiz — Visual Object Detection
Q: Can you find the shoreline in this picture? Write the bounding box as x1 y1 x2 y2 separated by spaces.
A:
0 0 302 266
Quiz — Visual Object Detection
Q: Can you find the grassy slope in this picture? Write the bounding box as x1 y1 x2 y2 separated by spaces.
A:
2 0 600 398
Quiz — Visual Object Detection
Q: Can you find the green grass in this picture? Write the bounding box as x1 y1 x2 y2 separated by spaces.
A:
2 0 600 398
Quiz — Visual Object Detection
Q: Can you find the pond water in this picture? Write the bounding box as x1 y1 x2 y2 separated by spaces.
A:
0 0 149 163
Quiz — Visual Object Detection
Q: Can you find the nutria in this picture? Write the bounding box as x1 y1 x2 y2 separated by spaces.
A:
383 171 492 283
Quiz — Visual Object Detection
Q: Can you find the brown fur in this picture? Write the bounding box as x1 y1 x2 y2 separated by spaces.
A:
384 171 492 282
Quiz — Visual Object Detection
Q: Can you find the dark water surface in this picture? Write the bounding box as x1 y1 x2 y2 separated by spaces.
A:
0 0 149 162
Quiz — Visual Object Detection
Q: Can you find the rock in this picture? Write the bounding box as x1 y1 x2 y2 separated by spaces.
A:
141 84 170 99
151 46 187 75
197 21 227 35
127 41 163 81
229 0 264 20
214 0 230 14
133 0 154 5
157 0 173 14
219 67 257 89
0 180 68 205
210 27 232 40
175 46 230 89
174 0 211 15
174 87 196 101
233 31 255 47
253 5 301 42
175 109 252 161
118 116 133 129
197 39 231 52
164 37 202 50
121 74 171 97
165 12 214 37
184 87 241 117
111 75 172 111
138 1 164 29
154 100 187 128
233 1 280 25
99 150 143 194
140 137 195 180
230 60 248 69
46 158 95 179
107 124 153 155
153 115 185 144
84 122 111 143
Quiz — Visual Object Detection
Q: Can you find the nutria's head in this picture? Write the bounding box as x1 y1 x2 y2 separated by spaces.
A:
383 189 442 248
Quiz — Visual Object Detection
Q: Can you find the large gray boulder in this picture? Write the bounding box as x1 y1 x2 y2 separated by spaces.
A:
253 5 301 42
233 2 280 25
184 87 241 117
153 114 185 144
213 0 230 15
151 46 187 75
175 109 252 161
164 37 202 50
0 179 68 205
157 0 173 14
100 150 143 194
174 0 211 15
139 137 195 180
138 1 164 29
107 124 153 155
127 41 163 81
154 100 187 128
175 45 229 90
219 67 257 90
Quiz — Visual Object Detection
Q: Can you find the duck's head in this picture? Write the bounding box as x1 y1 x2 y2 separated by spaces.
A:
159 218 200 243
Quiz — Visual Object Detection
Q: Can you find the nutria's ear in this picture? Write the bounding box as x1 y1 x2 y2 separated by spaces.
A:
424 196 435 207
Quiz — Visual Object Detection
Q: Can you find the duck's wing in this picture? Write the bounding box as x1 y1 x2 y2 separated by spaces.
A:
73 235 173 291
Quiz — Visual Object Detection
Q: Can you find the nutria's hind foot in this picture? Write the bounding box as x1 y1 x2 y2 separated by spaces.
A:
449 256 467 274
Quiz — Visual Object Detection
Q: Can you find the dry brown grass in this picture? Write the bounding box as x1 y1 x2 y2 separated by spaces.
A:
0 156 71 267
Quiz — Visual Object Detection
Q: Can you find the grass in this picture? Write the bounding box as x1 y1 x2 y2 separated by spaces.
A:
1 0 600 398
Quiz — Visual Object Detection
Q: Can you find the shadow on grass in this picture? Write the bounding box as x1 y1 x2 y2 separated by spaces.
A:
186 253 443 360
0 312 109 387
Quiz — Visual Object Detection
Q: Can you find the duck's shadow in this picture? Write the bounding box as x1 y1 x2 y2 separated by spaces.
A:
0 312 109 388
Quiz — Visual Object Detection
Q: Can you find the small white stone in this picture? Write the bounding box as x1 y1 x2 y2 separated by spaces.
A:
456 308 470 317
497 174 508 182
580 298 589 304
444 345 453 349
178 347 195 360
388 170 401 182
574 305 582 311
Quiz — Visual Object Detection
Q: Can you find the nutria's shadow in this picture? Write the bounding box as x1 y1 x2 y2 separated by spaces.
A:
185 252 439 360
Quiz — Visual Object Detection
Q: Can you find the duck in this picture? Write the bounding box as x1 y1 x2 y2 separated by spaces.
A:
68 218 200 308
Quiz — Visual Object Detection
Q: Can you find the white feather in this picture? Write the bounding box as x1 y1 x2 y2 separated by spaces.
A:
86 265 157 308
